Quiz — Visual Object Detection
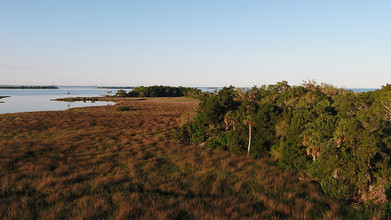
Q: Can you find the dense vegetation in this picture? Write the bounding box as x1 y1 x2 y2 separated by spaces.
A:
0 86 58 89
115 85 201 98
177 81 391 210
115 105 131 111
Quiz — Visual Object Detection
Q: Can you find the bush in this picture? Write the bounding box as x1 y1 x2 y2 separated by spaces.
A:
116 106 131 111
115 90 128 97
190 115 208 144
320 177 352 201
205 134 229 150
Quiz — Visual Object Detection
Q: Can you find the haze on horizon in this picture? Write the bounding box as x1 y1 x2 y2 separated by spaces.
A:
0 1 390 88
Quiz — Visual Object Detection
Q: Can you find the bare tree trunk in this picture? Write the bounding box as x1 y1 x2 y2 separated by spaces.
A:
247 122 252 155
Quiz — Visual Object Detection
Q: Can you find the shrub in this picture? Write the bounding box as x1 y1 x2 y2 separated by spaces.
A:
115 90 128 97
320 177 352 201
116 106 131 111
205 134 229 150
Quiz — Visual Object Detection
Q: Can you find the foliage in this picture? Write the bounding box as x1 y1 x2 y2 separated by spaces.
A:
178 81 391 205
115 86 202 98
116 106 131 111
115 90 128 97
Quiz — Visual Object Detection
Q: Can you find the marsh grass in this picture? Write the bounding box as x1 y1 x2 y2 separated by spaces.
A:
0 98 382 219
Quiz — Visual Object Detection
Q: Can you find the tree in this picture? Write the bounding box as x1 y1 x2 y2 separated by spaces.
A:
115 90 127 97
240 100 258 155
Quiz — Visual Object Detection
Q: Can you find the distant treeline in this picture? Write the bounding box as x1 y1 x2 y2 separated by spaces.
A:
97 86 134 89
55 97 99 102
0 86 58 89
115 85 202 98
177 80 391 205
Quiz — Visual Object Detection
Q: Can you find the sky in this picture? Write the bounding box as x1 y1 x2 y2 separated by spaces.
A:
0 0 390 88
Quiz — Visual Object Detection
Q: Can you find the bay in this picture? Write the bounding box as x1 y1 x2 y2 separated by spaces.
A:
0 86 124 114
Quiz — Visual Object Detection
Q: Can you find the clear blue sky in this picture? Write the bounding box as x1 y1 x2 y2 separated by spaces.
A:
1 0 390 88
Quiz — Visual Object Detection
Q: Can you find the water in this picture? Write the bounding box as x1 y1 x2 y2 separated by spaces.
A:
0 86 127 114
0 86 222 114
348 88 378 93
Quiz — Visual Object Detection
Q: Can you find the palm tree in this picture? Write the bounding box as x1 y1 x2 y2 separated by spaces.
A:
244 119 253 155
241 101 257 156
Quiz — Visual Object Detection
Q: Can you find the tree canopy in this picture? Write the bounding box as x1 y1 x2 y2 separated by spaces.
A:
115 85 201 98
177 81 391 205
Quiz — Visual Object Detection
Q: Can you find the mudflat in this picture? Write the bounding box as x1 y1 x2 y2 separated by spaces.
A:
1 97 346 219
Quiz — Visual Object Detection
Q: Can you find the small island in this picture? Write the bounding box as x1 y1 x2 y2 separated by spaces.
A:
0 86 58 89
0 96 9 103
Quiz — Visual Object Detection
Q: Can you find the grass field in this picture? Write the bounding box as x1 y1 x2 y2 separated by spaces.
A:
0 98 382 219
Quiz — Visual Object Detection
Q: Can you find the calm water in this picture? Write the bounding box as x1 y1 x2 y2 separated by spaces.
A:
348 88 378 93
0 86 378 114
0 86 124 114
0 86 215 114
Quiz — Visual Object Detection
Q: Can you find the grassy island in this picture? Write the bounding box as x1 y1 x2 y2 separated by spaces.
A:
0 86 58 89
0 96 9 103
54 97 100 102
0 83 389 219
